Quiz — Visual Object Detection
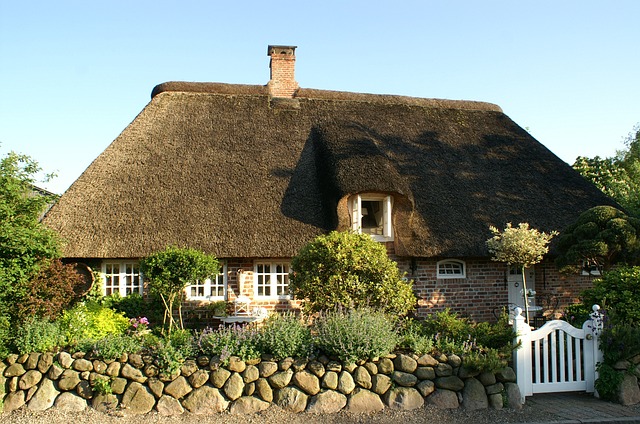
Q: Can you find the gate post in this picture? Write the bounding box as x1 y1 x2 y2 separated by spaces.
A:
513 307 532 403
586 304 604 395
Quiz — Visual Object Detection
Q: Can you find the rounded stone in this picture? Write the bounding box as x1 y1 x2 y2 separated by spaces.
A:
394 354 418 373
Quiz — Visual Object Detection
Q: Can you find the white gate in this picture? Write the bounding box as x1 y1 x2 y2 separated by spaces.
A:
512 305 604 404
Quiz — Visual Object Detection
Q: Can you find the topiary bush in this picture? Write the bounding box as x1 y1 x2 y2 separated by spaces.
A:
312 308 398 365
256 312 313 359
290 231 416 316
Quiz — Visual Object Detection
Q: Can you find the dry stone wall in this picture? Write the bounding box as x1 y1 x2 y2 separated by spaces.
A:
1 350 522 415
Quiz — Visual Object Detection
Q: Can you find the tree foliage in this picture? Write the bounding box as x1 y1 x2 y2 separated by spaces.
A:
486 223 557 322
0 150 60 316
140 246 218 333
573 125 640 217
580 266 640 326
555 205 640 273
289 231 416 316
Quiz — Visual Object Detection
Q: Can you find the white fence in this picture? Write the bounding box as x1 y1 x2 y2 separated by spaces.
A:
512 305 604 403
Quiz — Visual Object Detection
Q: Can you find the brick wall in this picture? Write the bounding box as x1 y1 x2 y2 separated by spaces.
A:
267 45 298 98
180 256 594 327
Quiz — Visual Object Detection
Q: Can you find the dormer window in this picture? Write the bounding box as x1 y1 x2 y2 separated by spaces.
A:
351 194 393 241
437 259 466 279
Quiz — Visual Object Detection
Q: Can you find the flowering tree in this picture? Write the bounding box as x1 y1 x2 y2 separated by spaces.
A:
486 223 558 323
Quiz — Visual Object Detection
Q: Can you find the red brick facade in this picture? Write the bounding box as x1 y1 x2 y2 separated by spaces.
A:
180 255 595 326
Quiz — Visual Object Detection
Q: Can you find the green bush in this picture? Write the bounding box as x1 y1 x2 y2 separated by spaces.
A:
471 312 515 350
599 324 640 365
153 340 186 377
595 362 625 402
0 312 11 359
562 303 593 328
84 334 142 361
165 328 195 359
196 324 260 365
397 318 434 355
102 293 164 326
313 308 398 365
290 231 416 315
58 301 130 346
13 316 64 355
462 348 508 373
256 313 313 359
92 376 113 395
421 308 472 342
581 266 640 326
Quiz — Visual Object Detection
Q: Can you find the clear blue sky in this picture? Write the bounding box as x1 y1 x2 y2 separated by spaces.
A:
1 1 638 194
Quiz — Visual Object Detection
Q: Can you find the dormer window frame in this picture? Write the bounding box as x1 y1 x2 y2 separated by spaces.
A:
350 193 394 242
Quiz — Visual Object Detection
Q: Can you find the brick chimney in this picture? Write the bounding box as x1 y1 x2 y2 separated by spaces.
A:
267 45 298 98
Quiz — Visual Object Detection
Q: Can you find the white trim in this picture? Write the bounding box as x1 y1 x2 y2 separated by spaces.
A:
350 193 394 242
437 259 466 279
254 261 291 299
185 262 228 301
102 261 143 297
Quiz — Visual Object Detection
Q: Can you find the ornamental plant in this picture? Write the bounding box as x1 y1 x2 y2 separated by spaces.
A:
486 223 557 323
289 231 416 316
140 246 218 334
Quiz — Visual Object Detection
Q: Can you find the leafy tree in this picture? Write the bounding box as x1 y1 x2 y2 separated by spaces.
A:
0 150 60 317
140 246 218 334
573 125 640 216
580 266 640 326
289 231 416 316
486 223 557 323
555 205 640 273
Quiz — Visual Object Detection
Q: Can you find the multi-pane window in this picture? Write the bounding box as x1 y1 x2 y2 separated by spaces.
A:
103 261 143 296
437 259 466 279
186 263 227 300
255 262 290 298
350 194 393 241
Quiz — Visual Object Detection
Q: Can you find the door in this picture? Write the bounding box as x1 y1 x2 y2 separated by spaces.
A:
507 266 536 309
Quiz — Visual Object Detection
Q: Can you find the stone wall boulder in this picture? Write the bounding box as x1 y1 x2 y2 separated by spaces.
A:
384 387 424 410
274 386 308 413
345 388 385 413
156 395 184 416
121 381 155 414
229 396 270 414
462 377 488 410
54 392 87 411
426 388 459 409
27 378 59 411
183 386 229 414
306 390 347 414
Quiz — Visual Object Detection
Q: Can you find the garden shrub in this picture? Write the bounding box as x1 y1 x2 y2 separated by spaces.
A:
18 259 84 321
58 301 130 346
196 324 260 365
289 231 416 316
0 312 11 359
85 334 142 361
421 308 472 342
397 318 434 355
595 362 625 402
562 303 593 328
599 324 640 365
256 312 313 359
313 308 398 365
13 316 64 355
580 266 640 326
102 293 164 326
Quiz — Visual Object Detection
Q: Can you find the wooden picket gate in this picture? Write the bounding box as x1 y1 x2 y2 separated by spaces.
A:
512 305 604 404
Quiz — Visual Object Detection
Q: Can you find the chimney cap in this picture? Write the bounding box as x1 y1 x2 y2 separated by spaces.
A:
267 45 297 56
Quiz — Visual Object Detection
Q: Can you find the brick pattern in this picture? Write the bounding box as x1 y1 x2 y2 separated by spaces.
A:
268 46 298 98
181 256 593 326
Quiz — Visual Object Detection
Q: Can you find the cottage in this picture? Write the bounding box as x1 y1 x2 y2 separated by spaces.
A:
42 45 617 322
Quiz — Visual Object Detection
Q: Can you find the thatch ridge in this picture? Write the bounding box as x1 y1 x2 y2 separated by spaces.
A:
151 81 502 112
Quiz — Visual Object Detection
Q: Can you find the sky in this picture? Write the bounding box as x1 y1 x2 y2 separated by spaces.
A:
1 1 639 194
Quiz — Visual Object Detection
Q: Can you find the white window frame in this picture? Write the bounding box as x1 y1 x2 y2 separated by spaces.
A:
102 261 143 297
437 259 466 279
350 193 393 242
185 262 228 301
254 261 291 299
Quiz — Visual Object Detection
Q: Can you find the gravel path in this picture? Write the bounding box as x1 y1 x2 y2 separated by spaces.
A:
2 403 560 424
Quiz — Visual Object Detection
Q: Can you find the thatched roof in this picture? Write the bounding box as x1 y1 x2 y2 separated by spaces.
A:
43 82 617 259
